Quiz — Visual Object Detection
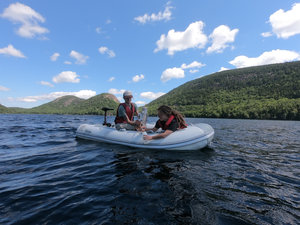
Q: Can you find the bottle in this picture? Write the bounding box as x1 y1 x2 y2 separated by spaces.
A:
141 107 148 127
142 131 149 144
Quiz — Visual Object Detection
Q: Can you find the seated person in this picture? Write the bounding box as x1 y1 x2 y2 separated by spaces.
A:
142 105 187 141
115 90 140 130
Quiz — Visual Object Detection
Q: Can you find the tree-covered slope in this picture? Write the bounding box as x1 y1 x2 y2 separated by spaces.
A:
8 93 120 115
0 104 15 114
147 61 300 120
69 93 120 115
26 95 85 114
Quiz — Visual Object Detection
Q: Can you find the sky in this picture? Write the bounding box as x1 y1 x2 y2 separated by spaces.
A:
1 0 300 108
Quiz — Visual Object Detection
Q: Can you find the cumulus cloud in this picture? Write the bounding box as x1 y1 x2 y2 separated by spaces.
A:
261 32 272 38
266 3 300 39
0 85 11 91
99 47 116 58
108 88 126 95
229 49 300 68
52 71 80 83
132 74 145 83
69 50 89 65
161 67 185 82
219 67 230 72
0 2 49 38
106 19 111 24
38 81 54 87
189 69 199 73
64 61 72 64
50 53 60 61
154 21 208 55
14 90 96 102
135 101 146 106
206 25 239 53
108 77 115 82
0 44 26 58
96 27 106 34
181 61 205 69
134 3 173 24
140 92 165 100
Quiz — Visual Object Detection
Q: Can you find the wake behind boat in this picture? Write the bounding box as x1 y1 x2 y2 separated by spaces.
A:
76 123 214 151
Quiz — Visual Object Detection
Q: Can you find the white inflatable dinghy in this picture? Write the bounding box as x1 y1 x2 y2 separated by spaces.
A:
76 123 214 151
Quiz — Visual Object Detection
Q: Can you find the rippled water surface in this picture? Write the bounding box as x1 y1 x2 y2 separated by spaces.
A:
0 114 299 225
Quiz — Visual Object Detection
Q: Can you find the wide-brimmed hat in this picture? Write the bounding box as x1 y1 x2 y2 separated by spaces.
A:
123 90 133 98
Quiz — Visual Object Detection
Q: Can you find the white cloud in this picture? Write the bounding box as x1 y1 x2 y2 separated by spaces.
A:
108 77 115 82
108 88 126 95
0 2 49 38
181 61 205 69
50 53 60 61
96 27 106 34
134 3 173 24
189 69 199 73
52 71 80 83
206 25 239 54
219 67 230 72
64 61 72 64
267 3 300 39
99 47 116 58
14 90 96 102
38 81 54 87
106 19 111 24
0 44 26 58
140 92 165 100
132 74 145 83
161 67 185 82
154 21 208 55
0 85 11 91
69 50 89 65
136 101 146 106
261 32 272 37
229 49 300 68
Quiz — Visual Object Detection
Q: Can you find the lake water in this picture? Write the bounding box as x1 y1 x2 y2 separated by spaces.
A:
0 114 299 225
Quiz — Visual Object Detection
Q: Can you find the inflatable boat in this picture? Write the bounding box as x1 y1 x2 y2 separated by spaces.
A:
76 123 214 151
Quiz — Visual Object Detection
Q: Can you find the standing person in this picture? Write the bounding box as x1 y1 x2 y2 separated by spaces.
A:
115 90 141 130
142 105 187 141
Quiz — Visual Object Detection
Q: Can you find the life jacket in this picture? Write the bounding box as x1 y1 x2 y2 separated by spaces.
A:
115 103 135 124
157 115 187 130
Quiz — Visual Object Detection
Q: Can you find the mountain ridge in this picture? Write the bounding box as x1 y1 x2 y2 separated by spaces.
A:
145 61 300 120
6 93 120 115
2 61 300 120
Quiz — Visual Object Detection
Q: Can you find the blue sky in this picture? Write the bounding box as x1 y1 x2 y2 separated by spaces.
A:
1 0 300 108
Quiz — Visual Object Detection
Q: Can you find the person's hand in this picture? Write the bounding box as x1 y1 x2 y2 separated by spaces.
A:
143 134 152 141
134 120 141 125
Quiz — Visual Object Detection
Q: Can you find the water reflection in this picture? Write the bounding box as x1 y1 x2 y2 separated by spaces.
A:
106 148 217 224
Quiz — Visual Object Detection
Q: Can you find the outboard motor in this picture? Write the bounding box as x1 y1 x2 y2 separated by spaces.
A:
102 107 114 127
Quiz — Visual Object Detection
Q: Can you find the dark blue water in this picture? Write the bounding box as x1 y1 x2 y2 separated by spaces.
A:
0 114 299 225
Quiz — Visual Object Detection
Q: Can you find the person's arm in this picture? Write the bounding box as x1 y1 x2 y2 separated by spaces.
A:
122 115 139 126
141 126 158 132
143 130 173 141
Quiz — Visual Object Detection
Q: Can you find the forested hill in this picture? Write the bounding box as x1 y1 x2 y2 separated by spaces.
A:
6 93 120 115
0 104 15 114
146 61 300 120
